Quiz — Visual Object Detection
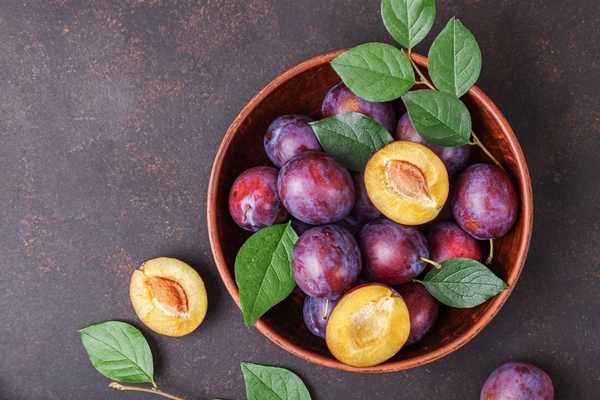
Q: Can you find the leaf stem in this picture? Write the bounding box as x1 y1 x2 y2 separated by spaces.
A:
403 49 436 90
402 49 507 173
109 382 185 400
470 130 507 173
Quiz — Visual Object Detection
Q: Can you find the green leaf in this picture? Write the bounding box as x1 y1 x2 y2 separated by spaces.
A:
330 42 415 102
309 112 394 171
420 258 508 308
381 0 435 49
401 89 471 147
241 362 312 400
235 222 298 327
78 321 155 386
428 17 482 98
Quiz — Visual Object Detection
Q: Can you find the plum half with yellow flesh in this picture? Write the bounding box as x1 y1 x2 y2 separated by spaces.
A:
130 257 207 337
325 283 410 367
364 141 449 226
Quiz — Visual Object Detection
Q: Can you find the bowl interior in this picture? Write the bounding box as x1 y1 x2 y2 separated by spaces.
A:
207 50 533 372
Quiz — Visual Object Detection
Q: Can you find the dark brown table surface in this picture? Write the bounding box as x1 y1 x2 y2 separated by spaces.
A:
1 1 598 399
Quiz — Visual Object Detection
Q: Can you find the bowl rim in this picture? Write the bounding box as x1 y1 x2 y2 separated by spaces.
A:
207 49 533 373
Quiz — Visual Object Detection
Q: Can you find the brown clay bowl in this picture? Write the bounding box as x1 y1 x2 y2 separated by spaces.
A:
207 49 533 373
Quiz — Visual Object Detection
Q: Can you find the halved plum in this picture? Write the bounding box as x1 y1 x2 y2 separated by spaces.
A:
364 141 449 226
129 257 207 337
325 283 410 367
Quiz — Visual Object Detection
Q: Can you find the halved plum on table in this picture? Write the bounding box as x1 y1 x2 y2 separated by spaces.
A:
129 257 207 337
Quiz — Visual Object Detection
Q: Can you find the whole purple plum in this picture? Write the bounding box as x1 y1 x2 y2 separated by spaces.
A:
345 171 384 227
480 361 554 399
264 114 323 168
395 112 471 179
322 82 396 133
393 282 440 345
452 163 518 240
228 166 289 231
303 295 339 339
356 218 429 285
278 151 355 225
292 224 361 299
426 221 482 263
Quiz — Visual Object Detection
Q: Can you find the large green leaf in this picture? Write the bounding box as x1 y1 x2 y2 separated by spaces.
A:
309 112 394 171
420 258 508 308
241 362 312 400
78 321 155 386
401 89 471 147
381 0 436 49
330 42 415 102
428 17 482 97
235 222 298 327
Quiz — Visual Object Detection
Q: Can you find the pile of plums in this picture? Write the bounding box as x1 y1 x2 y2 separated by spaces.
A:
228 82 519 366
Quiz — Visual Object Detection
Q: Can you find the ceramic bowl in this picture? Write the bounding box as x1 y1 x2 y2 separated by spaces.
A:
207 49 533 372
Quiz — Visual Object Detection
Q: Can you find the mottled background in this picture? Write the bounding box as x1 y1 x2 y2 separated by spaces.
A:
1 0 598 399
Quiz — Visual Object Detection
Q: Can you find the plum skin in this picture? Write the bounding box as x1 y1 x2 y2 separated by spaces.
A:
292 224 361 300
264 114 323 168
426 221 482 263
357 218 429 285
322 82 396 133
393 282 440 345
395 112 471 179
480 361 554 399
303 296 339 339
278 151 355 225
228 166 289 232
345 170 384 227
452 163 518 240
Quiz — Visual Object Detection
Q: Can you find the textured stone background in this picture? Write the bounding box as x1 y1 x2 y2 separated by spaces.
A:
1 0 598 399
